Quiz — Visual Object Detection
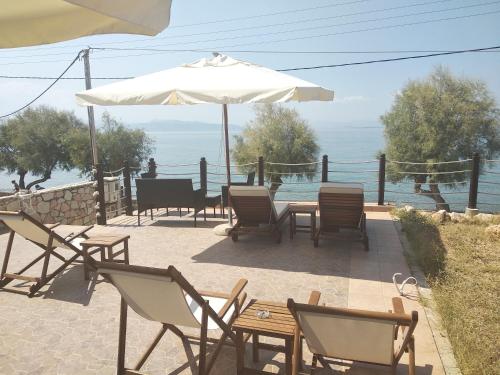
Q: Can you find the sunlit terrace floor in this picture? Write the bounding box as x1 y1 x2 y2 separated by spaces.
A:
0 210 446 374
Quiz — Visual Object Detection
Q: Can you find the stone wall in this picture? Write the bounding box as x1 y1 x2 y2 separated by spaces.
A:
0 181 96 226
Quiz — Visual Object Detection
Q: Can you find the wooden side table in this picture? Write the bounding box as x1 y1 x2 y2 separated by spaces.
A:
233 299 298 375
81 235 130 279
289 204 317 239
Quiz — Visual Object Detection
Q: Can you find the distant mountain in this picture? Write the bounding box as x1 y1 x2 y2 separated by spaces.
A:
126 119 242 132
312 120 383 130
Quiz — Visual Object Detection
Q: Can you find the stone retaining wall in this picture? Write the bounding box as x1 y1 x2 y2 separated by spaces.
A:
0 182 96 226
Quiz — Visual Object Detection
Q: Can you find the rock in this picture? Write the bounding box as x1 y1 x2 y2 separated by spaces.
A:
485 225 500 238
449 212 466 223
6 200 20 211
37 201 50 214
420 211 433 217
431 210 449 224
41 192 54 201
403 205 415 213
475 213 494 223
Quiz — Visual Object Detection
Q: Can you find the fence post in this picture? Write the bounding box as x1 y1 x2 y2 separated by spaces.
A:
95 163 107 225
321 155 328 183
378 153 386 206
123 161 133 216
200 157 207 194
468 152 480 210
258 156 264 186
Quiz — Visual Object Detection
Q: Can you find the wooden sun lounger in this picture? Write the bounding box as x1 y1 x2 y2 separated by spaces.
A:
97 262 248 375
314 182 368 250
0 210 100 297
228 186 289 243
288 293 418 375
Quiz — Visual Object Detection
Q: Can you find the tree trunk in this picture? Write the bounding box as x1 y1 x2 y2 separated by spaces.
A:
25 171 52 191
414 177 450 212
269 175 283 199
17 169 27 190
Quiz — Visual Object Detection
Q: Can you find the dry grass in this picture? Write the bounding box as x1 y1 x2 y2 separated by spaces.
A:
396 210 500 375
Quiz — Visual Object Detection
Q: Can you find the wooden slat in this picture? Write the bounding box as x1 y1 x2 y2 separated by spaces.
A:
3 273 39 282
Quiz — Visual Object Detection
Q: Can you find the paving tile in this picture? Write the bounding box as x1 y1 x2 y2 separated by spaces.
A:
0 211 446 374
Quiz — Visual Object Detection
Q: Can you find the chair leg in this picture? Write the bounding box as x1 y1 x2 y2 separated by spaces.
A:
117 298 128 375
204 208 206 221
310 354 318 375
198 302 209 375
313 229 320 248
408 336 415 375
0 231 15 281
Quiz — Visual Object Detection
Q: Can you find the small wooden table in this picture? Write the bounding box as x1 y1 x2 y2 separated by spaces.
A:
233 299 298 375
289 204 317 239
81 235 130 279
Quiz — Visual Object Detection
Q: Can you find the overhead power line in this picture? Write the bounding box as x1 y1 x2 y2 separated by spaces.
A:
276 45 500 71
0 0 458 59
0 45 498 81
92 3 500 51
1 1 498 64
0 0 374 53
0 52 83 119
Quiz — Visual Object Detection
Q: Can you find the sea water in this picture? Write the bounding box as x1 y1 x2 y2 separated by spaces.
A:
1 124 499 212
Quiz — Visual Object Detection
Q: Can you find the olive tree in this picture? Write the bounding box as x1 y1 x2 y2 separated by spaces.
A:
233 104 319 195
0 106 86 190
381 67 500 211
69 111 153 175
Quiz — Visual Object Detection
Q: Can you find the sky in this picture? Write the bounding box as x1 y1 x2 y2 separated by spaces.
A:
1 0 500 128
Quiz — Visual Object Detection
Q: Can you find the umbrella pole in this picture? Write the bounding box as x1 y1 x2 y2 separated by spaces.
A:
223 104 233 226
82 49 98 166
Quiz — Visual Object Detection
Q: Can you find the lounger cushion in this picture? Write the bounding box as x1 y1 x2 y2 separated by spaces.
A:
185 294 235 330
319 182 363 194
229 185 269 197
297 311 395 365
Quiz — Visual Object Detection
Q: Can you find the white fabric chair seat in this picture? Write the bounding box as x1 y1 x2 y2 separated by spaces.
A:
185 294 235 330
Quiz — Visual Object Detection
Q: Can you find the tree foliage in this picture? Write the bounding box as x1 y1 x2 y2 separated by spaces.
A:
0 106 85 190
381 67 500 210
70 111 153 175
233 104 319 194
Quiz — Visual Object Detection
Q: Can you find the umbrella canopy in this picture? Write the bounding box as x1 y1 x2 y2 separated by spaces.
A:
0 0 172 48
76 54 334 225
76 54 334 106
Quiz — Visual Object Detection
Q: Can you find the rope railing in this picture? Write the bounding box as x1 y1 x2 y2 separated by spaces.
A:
479 180 500 185
104 167 125 175
156 171 199 176
387 159 472 165
265 161 320 166
483 170 500 175
393 170 471 175
155 162 199 167
207 161 258 167
328 159 378 164
328 170 379 173
478 191 500 196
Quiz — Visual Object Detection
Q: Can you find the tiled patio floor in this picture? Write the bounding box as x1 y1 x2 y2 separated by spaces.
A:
0 210 445 374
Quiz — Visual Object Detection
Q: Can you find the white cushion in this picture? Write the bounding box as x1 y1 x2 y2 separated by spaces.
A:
320 182 363 194
185 294 235 330
229 185 269 197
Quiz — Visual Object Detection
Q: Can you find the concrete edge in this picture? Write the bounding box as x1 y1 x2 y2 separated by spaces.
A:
391 217 462 375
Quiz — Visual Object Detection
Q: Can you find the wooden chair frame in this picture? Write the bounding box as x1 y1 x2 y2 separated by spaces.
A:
288 293 418 375
97 262 248 375
314 190 369 250
229 187 289 244
0 210 99 297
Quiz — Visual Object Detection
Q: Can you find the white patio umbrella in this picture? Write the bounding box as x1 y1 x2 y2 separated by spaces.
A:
0 0 172 48
76 54 334 226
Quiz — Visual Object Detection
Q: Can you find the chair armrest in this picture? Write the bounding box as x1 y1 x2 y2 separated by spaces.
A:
392 297 405 314
65 225 94 242
218 278 248 318
308 290 321 305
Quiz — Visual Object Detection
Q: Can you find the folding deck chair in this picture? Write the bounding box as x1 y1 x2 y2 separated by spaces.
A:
97 262 248 375
314 182 368 250
288 293 418 375
228 185 289 243
0 210 100 297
